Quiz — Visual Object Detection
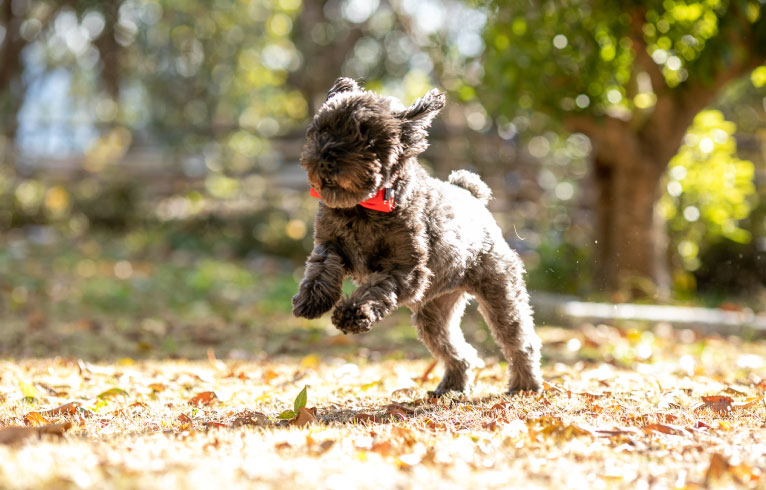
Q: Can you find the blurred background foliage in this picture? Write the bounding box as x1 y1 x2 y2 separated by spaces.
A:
0 0 765 343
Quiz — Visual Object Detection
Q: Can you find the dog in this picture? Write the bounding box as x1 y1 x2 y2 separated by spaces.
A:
292 77 542 394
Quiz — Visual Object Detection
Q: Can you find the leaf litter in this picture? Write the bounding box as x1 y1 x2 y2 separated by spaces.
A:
0 325 765 488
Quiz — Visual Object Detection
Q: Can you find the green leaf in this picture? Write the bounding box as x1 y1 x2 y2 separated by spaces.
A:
19 381 39 399
97 388 129 400
278 410 296 420
293 385 308 412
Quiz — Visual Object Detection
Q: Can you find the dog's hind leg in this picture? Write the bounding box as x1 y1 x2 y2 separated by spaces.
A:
412 291 484 395
472 256 542 394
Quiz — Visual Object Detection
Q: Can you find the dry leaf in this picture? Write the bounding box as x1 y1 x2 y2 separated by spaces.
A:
97 388 129 400
385 403 414 415
418 360 438 384
41 401 81 417
642 423 688 436
592 427 642 437
732 395 765 409
693 395 733 413
542 382 565 393
390 388 419 402
0 422 72 445
300 354 320 369
730 462 760 484
705 453 730 484
148 383 167 393
24 412 51 426
188 391 218 406
370 440 392 455
290 407 317 427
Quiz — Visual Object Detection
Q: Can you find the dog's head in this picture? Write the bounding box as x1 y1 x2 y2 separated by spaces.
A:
300 77 445 208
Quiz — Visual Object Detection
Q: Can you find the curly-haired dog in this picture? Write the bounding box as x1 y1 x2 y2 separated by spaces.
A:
292 77 542 394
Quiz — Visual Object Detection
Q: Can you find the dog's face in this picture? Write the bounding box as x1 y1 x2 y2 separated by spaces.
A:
300 77 445 208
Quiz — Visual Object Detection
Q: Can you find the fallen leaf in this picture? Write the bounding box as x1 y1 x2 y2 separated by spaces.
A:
528 417 592 441
290 407 317 427
717 420 733 431
359 380 381 391
577 392 604 402
300 354 320 369
370 440 392 455
418 360 438 384
390 388 418 401
176 413 193 431
24 412 51 426
19 381 39 399
730 462 760 484
642 423 688 436
489 402 511 412
705 453 730 485
188 391 218 406
385 404 415 415
732 395 765 409
203 421 228 429
97 388 129 400
385 405 412 421
41 402 81 417
592 427 642 437
148 383 167 393
207 349 226 371
542 381 563 392
694 395 733 413
0 422 72 445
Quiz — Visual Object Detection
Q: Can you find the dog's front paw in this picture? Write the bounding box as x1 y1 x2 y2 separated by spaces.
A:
292 290 336 319
331 303 376 334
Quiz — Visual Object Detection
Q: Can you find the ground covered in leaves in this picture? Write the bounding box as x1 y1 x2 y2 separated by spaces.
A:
2 323 766 490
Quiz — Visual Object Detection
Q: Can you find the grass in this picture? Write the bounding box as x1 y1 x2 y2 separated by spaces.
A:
1 232 766 488
1 325 766 489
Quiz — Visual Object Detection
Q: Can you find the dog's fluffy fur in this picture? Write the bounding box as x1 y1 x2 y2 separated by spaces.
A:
292 78 542 394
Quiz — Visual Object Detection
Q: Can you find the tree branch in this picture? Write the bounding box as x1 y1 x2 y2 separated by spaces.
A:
628 8 667 96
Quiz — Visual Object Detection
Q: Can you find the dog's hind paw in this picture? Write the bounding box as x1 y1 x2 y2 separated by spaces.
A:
331 302 376 334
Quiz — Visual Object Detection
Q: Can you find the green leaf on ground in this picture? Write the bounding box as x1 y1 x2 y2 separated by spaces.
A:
294 385 307 412
278 410 296 420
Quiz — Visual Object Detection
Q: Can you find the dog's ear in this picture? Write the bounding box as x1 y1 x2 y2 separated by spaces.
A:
395 89 445 156
326 77 360 101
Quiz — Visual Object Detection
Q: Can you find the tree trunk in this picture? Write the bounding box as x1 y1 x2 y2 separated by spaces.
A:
0 0 26 143
592 151 669 299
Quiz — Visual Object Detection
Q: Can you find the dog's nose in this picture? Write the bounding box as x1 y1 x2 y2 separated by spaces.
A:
319 160 335 172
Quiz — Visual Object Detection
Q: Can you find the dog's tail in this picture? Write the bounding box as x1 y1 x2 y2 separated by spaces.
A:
448 170 492 205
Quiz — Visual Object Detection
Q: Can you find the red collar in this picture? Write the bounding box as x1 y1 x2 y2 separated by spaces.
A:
310 185 395 212
310 174 397 213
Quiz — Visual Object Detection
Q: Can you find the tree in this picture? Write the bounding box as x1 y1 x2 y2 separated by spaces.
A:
479 0 766 297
